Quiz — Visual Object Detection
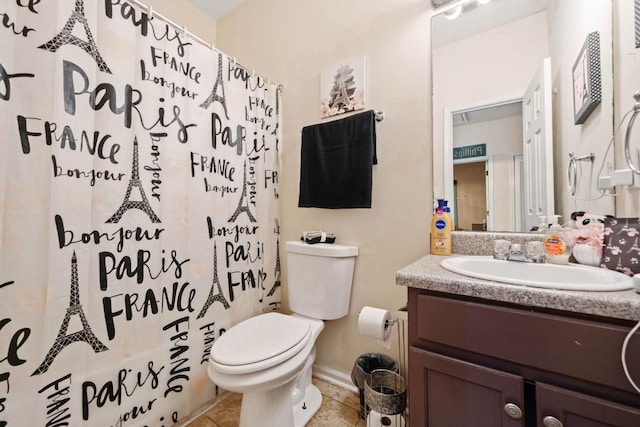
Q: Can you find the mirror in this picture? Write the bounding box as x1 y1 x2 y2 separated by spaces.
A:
432 0 617 232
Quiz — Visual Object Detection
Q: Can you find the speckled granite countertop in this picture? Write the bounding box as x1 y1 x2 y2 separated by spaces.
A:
397 232 640 322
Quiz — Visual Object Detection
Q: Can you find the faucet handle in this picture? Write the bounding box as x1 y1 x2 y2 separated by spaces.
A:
525 241 546 263
493 239 511 260
510 243 523 254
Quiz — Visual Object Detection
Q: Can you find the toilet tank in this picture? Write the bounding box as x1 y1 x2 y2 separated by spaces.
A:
285 241 358 320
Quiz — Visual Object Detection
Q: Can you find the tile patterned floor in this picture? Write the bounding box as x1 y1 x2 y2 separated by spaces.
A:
184 377 367 427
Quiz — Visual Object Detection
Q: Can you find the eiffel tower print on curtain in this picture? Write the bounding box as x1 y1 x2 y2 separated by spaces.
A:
266 238 281 298
200 52 229 119
38 0 111 73
32 252 108 376
228 159 256 223
107 137 161 224
197 241 230 319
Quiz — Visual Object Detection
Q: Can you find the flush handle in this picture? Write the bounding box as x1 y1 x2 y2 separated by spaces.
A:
542 415 563 427
504 403 523 420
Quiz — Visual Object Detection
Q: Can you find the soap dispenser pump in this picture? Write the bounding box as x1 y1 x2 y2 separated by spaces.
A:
543 215 572 264
536 215 548 233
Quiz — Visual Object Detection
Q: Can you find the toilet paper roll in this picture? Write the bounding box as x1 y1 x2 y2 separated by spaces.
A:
358 306 392 342
367 410 406 427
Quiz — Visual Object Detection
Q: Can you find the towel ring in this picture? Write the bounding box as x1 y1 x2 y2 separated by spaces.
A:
567 152 594 196
624 91 640 175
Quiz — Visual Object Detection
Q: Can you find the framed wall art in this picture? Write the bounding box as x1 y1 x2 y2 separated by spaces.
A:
572 31 601 125
636 0 640 48
320 56 366 118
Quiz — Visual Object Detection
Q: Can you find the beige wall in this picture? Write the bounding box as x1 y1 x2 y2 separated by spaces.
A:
217 0 432 376
144 0 217 45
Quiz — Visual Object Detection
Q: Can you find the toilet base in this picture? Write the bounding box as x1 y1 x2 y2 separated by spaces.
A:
238 382 322 427
239 381 295 427
293 383 322 426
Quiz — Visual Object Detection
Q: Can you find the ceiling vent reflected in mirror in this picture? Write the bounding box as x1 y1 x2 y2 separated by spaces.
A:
442 0 497 20
452 101 522 127
445 1 478 20
452 112 469 125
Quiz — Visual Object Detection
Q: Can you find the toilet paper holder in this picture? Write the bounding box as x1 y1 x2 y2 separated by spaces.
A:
385 318 398 328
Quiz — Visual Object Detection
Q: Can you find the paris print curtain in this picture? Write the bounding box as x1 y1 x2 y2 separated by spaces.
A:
0 0 281 425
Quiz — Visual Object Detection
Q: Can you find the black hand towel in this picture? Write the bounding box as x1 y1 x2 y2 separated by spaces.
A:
298 110 377 209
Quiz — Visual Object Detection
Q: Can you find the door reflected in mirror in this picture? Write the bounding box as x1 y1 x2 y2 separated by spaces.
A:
451 101 524 231
454 161 488 231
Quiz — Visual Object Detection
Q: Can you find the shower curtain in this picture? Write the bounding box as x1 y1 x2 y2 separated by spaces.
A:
0 0 281 425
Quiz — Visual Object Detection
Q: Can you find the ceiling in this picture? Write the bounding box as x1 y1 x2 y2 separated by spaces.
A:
188 0 246 20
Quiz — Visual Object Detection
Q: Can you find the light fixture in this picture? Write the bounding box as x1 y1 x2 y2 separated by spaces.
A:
444 5 462 20
431 0 458 7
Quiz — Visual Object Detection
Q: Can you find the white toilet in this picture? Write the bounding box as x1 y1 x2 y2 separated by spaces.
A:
207 240 358 427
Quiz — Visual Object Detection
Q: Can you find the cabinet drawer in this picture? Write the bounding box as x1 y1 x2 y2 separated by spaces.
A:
536 382 640 426
413 293 640 393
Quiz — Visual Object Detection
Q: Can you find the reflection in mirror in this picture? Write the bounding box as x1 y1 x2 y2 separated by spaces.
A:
432 0 616 232
451 101 524 232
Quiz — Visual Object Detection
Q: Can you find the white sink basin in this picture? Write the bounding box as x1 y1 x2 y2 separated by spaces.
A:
440 256 633 291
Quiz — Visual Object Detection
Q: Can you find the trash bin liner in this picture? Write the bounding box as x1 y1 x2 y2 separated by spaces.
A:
351 353 399 419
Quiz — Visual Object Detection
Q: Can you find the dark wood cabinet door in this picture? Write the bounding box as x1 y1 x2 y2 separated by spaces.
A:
410 347 525 427
536 382 640 427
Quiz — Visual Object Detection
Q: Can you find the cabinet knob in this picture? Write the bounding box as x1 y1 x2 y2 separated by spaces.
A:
542 415 563 427
503 403 523 420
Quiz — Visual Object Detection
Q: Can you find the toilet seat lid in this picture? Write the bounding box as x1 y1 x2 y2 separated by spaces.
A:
210 312 311 371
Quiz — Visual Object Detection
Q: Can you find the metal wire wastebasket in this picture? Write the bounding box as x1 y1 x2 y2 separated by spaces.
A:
364 369 406 427
351 353 399 419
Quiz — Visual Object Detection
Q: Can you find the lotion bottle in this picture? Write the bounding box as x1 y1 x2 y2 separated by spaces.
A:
543 215 571 264
430 199 452 255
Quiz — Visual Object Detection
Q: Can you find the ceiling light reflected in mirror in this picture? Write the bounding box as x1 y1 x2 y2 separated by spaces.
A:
442 0 493 21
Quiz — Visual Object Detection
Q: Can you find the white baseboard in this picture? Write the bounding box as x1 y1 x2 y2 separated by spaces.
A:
312 363 358 394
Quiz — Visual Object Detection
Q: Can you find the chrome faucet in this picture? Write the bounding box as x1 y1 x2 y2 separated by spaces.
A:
494 240 546 263
508 243 528 262
507 242 546 263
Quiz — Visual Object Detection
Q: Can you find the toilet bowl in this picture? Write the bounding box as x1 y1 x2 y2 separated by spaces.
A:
208 313 324 427
207 241 358 427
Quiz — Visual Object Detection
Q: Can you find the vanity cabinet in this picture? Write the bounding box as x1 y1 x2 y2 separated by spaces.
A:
410 348 526 426
408 288 640 427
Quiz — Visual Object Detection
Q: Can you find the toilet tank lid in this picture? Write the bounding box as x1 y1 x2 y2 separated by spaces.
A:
285 241 358 257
